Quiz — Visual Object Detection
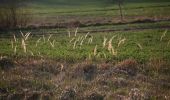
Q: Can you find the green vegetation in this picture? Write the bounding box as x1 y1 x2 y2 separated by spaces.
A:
23 1 170 31
0 29 170 62
0 0 170 99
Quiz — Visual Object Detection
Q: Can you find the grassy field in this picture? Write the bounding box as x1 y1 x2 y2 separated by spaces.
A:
0 29 170 62
0 0 170 99
25 1 170 28
0 29 170 99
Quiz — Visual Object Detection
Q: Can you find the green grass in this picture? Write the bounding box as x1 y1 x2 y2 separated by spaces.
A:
0 29 170 62
25 1 170 28
0 1 170 99
0 0 170 62
28 2 170 16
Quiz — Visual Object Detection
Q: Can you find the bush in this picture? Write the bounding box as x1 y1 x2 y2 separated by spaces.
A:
0 0 30 30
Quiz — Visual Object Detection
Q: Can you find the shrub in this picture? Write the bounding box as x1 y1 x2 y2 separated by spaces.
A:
0 0 30 30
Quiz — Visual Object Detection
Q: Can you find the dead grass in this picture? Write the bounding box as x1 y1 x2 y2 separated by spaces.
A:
0 58 170 100
114 59 140 76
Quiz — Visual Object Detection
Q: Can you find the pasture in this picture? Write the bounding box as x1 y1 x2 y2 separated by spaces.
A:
0 0 170 99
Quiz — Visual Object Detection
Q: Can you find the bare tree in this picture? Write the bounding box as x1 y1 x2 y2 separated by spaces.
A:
108 0 125 22
116 0 124 21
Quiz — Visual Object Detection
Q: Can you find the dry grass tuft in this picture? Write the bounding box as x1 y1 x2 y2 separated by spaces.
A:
36 37 41 47
20 31 31 40
29 50 34 56
103 36 107 48
25 32 31 40
107 35 116 52
111 47 117 56
93 45 98 56
21 39 27 53
20 31 24 38
160 30 167 41
80 38 85 46
67 29 71 38
88 36 93 44
85 32 90 39
49 40 55 48
69 37 75 43
74 27 78 37
73 40 78 49
117 37 126 47
47 34 52 42
13 34 17 42
136 43 143 50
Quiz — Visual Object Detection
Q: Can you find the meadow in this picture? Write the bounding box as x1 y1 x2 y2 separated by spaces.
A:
0 29 170 62
0 0 170 99
24 1 170 28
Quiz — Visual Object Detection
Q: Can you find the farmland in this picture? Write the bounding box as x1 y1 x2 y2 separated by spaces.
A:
0 0 170 100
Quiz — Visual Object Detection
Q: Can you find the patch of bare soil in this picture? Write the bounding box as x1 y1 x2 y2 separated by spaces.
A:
28 16 170 29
